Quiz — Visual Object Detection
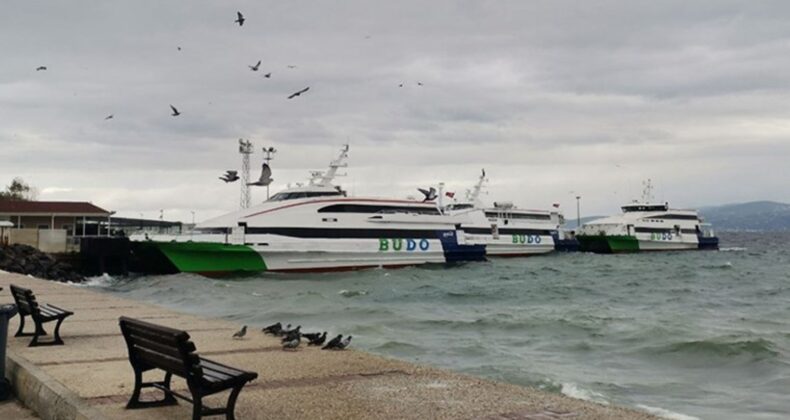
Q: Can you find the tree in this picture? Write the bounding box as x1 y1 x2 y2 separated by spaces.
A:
0 177 34 201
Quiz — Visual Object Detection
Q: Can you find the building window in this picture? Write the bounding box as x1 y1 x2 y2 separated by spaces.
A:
38 224 49 229
62 224 73 235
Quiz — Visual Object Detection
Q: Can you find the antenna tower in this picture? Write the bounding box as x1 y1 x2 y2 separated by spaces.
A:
239 139 254 209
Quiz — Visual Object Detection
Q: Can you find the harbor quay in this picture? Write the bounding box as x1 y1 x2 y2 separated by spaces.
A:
0 272 656 420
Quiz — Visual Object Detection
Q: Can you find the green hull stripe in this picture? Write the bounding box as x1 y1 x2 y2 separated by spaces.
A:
576 235 639 254
151 241 266 273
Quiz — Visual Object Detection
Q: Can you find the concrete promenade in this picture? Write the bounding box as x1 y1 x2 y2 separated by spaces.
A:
1 272 656 419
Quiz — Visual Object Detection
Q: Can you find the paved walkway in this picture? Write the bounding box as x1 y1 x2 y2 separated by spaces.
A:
0 398 39 419
1 272 656 419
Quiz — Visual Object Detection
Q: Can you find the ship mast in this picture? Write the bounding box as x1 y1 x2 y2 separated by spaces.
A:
310 144 349 187
466 168 487 206
641 178 654 203
238 139 254 209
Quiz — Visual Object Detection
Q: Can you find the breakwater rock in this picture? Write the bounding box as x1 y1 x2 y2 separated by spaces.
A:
0 244 84 283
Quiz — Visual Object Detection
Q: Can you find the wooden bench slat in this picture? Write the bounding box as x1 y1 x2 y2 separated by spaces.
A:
134 347 190 377
127 332 195 360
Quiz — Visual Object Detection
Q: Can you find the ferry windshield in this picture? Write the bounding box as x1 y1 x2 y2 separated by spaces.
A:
268 191 343 201
621 204 668 212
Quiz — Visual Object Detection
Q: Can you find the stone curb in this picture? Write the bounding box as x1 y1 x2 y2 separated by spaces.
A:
7 350 108 420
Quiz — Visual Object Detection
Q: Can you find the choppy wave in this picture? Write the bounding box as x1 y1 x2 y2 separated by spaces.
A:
560 382 609 405
719 247 747 252
652 338 778 360
338 289 369 297
636 404 700 420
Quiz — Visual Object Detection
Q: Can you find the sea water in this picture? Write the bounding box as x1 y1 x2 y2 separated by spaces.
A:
84 232 790 419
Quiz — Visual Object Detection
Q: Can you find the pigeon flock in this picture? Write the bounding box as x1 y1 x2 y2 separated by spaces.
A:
252 321 353 351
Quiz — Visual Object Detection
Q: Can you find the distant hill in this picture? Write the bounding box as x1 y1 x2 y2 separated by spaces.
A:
699 201 790 231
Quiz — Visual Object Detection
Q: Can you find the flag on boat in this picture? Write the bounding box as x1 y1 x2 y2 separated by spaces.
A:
445 191 455 198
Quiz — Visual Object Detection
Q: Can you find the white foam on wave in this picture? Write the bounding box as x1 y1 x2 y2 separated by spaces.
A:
560 382 609 405
78 273 116 288
636 404 700 420
719 247 746 252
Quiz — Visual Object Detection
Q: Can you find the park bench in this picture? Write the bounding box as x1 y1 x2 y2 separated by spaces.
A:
119 316 258 420
9 284 73 347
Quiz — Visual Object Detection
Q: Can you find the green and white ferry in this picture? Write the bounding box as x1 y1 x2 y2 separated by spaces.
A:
575 181 718 253
130 145 485 276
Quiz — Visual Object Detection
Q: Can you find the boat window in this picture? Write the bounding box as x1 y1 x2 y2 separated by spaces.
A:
446 204 473 210
484 211 551 220
645 214 699 220
621 204 669 212
269 191 343 201
318 204 440 215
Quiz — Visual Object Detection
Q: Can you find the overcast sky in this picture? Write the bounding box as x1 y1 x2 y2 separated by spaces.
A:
1 1 789 222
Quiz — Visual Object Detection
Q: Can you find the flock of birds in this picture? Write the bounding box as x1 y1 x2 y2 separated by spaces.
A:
33 10 426 122
232 322 352 351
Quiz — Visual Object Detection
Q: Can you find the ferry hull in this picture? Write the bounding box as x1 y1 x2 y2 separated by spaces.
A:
131 241 267 275
576 235 639 254
131 230 485 276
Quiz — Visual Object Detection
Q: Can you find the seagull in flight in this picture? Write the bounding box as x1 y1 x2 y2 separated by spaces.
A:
235 11 245 26
418 187 438 202
104 114 114 120
170 105 181 116
247 163 273 186
287 65 297 69
287 87 310 99
177 46 182 51
263 72 271 78
249 60 261 71
36 66 47 71
219 170 239 183
417 82 423 86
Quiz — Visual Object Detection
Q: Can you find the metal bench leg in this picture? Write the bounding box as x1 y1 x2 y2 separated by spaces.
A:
192 396 203 420
224 385 244 420
14 314 26 337
127 370 179 409
126 370 144 408
52 317 66 345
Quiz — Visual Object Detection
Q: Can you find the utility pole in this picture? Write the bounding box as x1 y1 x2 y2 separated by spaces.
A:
576 196 581 228
239 139 253 209
262 146 277 200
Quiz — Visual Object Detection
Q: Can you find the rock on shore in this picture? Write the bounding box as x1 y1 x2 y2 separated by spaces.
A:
0 244 84 283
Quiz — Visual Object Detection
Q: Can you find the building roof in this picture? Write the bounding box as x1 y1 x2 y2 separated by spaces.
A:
0 201 110 216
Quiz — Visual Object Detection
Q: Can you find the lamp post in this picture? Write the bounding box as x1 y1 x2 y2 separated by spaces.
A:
575 196 581 229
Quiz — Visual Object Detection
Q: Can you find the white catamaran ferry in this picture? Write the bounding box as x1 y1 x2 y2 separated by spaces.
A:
443 170 563 257
131 145 485 275
575 180 719 253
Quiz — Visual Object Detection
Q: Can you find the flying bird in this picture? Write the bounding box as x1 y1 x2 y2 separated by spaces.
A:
322 334 343 350
232 325 247 339
104 114 114 120
235 11 245 26
263 72 271 78
418 187 438 202
219 170 239 183
249 60 261 71
247 162 273 186
287 65 297 69
170 104 181 116
262 322 282 335
177 46 182 51
417 82 423 86
398 83 403 88
36 66 47 71
287 87 310 99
